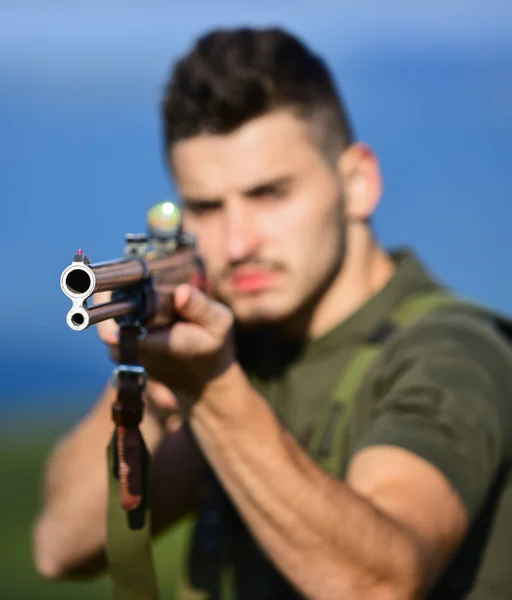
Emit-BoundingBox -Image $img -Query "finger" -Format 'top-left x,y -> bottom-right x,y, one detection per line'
137,321 -> 216,362
137,323 -> 194,359
93,291 -> 111,304
97,318 -> 119,345
93,291 -> 119,344
146,379 -> 180,413
174,284 -> 233,339
107,343 -> 120,364
167,415 -> 183,433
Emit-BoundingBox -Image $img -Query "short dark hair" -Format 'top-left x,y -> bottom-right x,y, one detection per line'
161,27 -> 354,161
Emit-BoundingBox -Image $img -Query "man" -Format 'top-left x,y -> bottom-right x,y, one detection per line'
34,28 -> 512,599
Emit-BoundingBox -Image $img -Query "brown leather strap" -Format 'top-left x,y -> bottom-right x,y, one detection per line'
107,324 -> 159,599
119,325 -> 140,364
112,324 -> 146,512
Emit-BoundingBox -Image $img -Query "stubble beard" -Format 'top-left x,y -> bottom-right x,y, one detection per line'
220,198 -> 347,337
273,218 -> 347,338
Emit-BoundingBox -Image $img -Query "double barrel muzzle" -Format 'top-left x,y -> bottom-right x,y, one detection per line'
60,246 -> 201,331
60,258 -> 146,331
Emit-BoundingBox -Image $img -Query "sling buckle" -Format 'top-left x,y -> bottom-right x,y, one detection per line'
112,364 -> 148,389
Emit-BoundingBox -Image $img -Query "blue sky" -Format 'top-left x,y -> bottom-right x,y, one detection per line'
2,1 -> 511,90
1,1 -> 511,411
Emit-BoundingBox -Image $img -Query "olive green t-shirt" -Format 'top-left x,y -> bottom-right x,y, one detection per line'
190,249 -> 512,599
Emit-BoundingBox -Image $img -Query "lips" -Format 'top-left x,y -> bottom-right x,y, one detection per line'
230,271 -> 278,292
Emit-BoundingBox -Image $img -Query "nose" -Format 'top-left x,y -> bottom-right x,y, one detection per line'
225,202 -> 261,264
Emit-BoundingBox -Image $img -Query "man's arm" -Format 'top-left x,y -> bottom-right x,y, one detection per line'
33,382 -> 205,580
97,285 -> 508,600
191,364 -> 467,600
185,308 -> 510,600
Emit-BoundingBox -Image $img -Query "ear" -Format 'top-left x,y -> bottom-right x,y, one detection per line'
337,143 -> 383,221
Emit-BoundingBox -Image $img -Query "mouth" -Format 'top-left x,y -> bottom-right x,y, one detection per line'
229,270 -> 280,293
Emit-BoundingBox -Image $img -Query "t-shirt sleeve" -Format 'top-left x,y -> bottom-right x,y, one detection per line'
350,312 -> 512,519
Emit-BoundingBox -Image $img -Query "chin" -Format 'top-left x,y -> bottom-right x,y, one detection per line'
229,297 -> 298,328
234,311 -> 285,329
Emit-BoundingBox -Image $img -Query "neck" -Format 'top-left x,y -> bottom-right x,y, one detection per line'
279,225 -> 395,340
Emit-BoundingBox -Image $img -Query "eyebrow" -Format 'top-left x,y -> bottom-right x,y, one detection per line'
181,196 -> 222,207
243,175 -> 293,197
182,175 -> 293,207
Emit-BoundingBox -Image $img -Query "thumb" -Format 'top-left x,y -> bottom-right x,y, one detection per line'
174,284 -> 233,338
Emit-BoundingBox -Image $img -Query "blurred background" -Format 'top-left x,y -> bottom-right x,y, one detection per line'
1,0 -> 511,598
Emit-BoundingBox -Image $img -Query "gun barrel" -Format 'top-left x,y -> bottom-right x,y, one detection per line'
61,250 -> 197,301
60,257 -> 148,301
66,298 -> 138,331
61,247 -> 203,331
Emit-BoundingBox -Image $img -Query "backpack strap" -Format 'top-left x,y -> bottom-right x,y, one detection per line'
307,290 -> 462,476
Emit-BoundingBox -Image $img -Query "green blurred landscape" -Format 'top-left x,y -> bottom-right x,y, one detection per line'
0,416 -> 192,600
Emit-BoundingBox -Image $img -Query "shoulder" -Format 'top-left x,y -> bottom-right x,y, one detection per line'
393,302 -> 511,355
352,304 -> 512,515
378,304 -> 512,411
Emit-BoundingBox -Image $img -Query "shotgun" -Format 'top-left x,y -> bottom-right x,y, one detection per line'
59,200 -> 205,516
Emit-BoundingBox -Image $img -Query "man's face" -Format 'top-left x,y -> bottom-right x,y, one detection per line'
171,110 -> 346,327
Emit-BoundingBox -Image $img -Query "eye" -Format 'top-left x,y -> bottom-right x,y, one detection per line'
249,183 -> 289,200
263,185 -> 287,199
183,200 -> 222,216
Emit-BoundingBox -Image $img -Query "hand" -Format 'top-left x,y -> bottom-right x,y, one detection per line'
95,284 -> 235,418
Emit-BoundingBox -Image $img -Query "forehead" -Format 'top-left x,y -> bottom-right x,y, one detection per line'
170,110 -> 321,196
